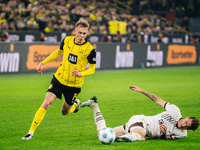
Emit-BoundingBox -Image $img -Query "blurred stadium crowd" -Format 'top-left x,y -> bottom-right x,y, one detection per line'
0,0 -> 200,43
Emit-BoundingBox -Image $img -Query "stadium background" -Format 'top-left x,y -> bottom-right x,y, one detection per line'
0,0 -> 200,73
1,0 -> 200,43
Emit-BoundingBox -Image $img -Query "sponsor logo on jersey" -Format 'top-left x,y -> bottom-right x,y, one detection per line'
161,113 -> 176,126
68,53 -> 78,64
158,119 -> 164,125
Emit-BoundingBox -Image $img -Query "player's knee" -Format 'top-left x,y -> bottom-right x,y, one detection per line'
130,133 -> 145,141
42,101 -> 52,110
61,110 -> 68,115
61,109 -> 69,115
141,136 -> 145,141
134,132 -> 145,141
61,109 -> 70,115
130,128 -> 146,141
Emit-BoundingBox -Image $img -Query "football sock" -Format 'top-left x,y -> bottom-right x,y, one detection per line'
90,103 -> 106,131
29,106 -> 47,135
69,103 -> 77,114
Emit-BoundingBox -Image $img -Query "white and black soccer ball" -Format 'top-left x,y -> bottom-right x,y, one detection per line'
98,127 -> 116,144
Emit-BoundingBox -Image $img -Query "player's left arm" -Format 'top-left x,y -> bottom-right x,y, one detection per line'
72,49 -> 96,77
130,85 -> 167,108
80,63 -> 95,76
72,63 -> 95,76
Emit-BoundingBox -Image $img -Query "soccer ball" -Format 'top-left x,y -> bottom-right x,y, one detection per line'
98,127 -> 116,144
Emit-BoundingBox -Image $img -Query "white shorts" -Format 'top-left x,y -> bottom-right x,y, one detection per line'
123,115 -> 147,135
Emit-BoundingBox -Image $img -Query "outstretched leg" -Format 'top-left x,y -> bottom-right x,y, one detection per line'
80,96 -> 106,133
81,96 -> 140,142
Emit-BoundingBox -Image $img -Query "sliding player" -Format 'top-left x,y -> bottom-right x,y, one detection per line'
81,85 -> 199,141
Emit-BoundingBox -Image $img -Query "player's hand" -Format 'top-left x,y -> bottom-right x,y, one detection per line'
160,124 -> 167,134
36,62 -> 45,74
72,69 -> 81,77
129,85 -> 144,93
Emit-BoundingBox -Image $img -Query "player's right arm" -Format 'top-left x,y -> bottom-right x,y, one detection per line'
36,48 -> 63,74
129,85 -> 166,107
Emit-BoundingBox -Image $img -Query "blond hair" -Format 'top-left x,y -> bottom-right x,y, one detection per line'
75,19 -> 90,29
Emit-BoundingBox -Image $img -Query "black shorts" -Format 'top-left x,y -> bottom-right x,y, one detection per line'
47,76 -> 81,106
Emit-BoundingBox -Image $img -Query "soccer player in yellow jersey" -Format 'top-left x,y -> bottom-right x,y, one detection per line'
22,19 -> 96,140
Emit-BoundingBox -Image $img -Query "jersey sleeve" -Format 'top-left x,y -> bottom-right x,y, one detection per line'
42,48 -> 63,65
165,103 -> 180,113
87,49 -> 96,64
60,37 -> 65,50
165,103 -> 182,122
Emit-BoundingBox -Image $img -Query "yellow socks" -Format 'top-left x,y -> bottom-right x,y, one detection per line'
29,106 -> 47,135
28,101 -> 78,135
69,103 -> 77,114
69,99 -> 80,114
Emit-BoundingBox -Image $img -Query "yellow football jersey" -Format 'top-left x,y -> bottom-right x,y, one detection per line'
54,36 -> 96,88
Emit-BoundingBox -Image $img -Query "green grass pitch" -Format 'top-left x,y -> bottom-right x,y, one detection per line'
0,66 -> 200,150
